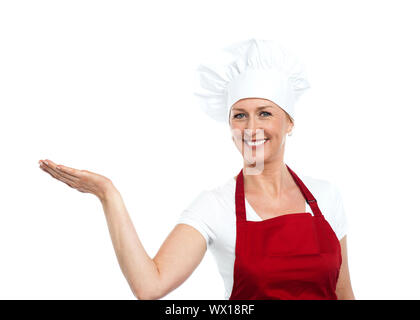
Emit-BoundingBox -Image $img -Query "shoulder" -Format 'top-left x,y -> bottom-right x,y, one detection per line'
177,177 -> 236,247
300,174 -> 348,240
300,175 -> 339,202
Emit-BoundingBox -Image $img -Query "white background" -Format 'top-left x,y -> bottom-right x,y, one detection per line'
1,0 -> 419,299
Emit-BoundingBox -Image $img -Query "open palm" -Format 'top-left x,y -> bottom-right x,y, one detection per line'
39,159 -> 112,200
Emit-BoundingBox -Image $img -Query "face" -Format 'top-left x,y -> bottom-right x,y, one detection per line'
229,98 -> 293,166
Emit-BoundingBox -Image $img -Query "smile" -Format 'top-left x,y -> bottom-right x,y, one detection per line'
243,139 -> 269,146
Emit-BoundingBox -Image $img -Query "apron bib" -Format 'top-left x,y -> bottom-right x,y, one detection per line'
229,164 -> 342,300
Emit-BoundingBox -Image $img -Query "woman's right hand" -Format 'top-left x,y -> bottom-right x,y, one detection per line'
38,158 -> 208,299
38,159 -> 114,202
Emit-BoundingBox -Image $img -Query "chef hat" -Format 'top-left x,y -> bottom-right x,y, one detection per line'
193,38 -> 310,124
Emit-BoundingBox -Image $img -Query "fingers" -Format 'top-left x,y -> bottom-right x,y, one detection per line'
39,159 -> 80,184
49,160 -> 81,178
55,164 -> 83,179
40,162 -> 77,187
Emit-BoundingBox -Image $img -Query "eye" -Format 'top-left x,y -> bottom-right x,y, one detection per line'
233,113 -> 245,119
233,111 -> 271,119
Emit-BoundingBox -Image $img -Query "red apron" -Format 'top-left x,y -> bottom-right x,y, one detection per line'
229,165 -> 342,300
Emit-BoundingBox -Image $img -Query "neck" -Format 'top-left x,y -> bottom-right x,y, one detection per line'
242,158 -> 295,199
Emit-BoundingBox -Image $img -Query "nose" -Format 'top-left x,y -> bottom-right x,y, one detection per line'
244,116 -> 262,139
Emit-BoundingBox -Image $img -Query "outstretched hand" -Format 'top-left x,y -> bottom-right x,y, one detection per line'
38,159 -> 114,201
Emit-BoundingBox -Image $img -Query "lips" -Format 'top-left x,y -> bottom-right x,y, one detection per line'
243,138 -> 269,146
243,137 -> 269,141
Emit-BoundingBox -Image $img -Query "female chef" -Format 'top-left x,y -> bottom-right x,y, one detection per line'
38,38 -> 355,300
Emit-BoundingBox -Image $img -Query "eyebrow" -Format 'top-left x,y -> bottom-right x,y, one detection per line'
231,105 -> 274,112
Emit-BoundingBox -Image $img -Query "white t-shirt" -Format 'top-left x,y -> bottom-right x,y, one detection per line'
176,172 -> 349,300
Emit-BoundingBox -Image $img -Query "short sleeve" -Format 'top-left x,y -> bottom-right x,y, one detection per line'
330,183 -> 349,241
176,190 -> 216,248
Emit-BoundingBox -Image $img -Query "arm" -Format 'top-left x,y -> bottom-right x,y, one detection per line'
101,187 -> 207,299
39,159 -> 207,300
335,235 -> 355,299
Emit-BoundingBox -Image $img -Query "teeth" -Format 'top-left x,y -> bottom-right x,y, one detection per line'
245,139 -> 267,146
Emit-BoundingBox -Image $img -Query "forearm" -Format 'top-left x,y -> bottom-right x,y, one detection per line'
99,182 -> 161,299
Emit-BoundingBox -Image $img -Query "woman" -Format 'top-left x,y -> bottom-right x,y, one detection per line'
38,38 -> 355,300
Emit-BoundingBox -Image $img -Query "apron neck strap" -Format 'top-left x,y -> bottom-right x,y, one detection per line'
235,169 -> 247,221
286,164 -> 323,217
235,165 -> 323,221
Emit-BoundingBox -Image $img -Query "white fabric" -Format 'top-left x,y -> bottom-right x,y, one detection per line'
176,173 -> 349,300
193,38 -> 311,124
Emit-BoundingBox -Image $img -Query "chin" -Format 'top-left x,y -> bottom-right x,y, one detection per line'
244,154 -> 270,166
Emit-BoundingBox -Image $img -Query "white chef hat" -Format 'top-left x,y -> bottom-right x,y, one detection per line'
193,38 -> 310,124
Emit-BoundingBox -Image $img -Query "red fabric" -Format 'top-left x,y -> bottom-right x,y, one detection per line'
229,165 -> 342,300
